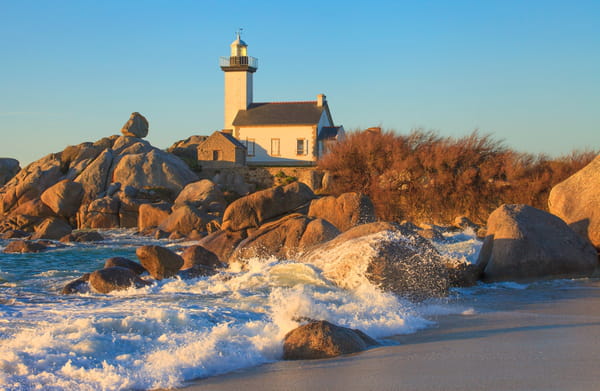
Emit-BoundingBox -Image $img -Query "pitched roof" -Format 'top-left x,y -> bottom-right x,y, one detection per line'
232,101 -> 326,126
318,126 -> 343,140
218,131 -> 247,149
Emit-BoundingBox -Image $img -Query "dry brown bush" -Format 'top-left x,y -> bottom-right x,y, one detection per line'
318,129 -> 597,225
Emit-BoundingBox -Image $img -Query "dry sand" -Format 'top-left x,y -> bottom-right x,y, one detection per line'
180,281 -> 600,391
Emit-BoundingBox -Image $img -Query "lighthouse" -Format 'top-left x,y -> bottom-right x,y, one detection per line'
220,31 -> 258,131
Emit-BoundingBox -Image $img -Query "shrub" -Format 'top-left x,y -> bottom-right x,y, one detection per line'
318,129 -> 596,225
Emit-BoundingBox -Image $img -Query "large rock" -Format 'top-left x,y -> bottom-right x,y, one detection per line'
548,154 -> 600,248
158,204 -> 214,235
89,267 -> 150,294
180,245 -> 222,277
302,222 -> 450,298
77,197 -> 120,229
283,320 -> 378,360
74,149 -> 113,204
477,204 -> 598,282
308,192 -> 377,232
120,112 -> 149,138
138,202 -> 172,230
118,196 -> 147,228
31,217 -> 72,240
104,257 -> 147,275
231,214 -> 340,261
198,229 -> 248,264
0,158 -> 20,186
136,245 -> 184,280
40,179 -> 84,218
174,179 -> 226,212
222,182 -> 316,231
3,240 -> 48,253
112,149 -> 198,194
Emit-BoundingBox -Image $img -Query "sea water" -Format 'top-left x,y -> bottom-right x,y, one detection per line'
0,229 -> 590,390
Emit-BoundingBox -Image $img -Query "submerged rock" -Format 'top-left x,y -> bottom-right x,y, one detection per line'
283,320 -> 378,360
3,240 -> 48,253
59,230 -> 104,243
104,257 -> 147,275
477,204 -> 598,282
89,267 -> 151,294
61,273 -> 90,294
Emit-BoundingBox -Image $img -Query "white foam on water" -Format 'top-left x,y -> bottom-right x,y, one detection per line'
0,244 -> 433,390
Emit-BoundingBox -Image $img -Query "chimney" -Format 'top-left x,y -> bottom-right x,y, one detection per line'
317,94 -> 326,107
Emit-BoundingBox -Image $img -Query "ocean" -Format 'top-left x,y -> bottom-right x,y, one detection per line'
0,229 -> 592,390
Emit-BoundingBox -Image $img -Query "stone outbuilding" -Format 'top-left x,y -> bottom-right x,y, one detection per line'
197,131 -> 247,168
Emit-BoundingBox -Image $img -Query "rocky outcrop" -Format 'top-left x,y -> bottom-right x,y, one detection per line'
308,192 -> 377,232
89,267 -> 150,294
174,179 -> 226,212
477,204 -> 598,282
77,197 -> 120,229
40,180 -> 84,218
158,204 -> 215,236
167,135 -> 208,161
283,320 -> 378,360
302,222 -> 450,298
135,245 -> 183,280
31,217 -> 72,240
231,214 -> 339,262
112,148 -> 197,195
198,229 -> 248,264
138,202 -> 172,231
221,182 -> 316,231
120,112 -> 149,138
0,113 -> 199,233
548,154 -> 600,248
0,158 -> 20,186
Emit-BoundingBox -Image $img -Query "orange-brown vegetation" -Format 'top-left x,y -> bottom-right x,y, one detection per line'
318,129 -> 596,225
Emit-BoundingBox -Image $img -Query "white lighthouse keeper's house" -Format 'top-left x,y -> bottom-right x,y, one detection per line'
220,32 -> 344,166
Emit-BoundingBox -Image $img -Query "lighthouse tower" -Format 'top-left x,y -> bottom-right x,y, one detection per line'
220,31 -> 258,131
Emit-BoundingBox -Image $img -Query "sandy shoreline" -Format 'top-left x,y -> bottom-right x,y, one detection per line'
180,280 -> 600,391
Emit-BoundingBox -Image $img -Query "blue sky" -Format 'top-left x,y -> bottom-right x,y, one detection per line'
1,0 -> 599,165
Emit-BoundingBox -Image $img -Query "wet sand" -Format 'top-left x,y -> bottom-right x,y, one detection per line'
181,281 -> 600,391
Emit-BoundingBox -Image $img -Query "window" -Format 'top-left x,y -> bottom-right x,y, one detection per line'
246,138 -> 255,156
297,139 -> 309,155
271,138 -> 280,156
212,150 -> 221,161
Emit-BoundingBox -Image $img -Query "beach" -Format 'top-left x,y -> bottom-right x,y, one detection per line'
183,280 -> 600,391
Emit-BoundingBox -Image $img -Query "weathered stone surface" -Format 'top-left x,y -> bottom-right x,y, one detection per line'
302,222 -> 450,298
198,229 -> 248,264
174,179 -> 226,210
3,240 -> 48,253
112,149 -> 198,194
10,198 -> 55,221
477,204 -> 598,282
179,245 -> 222,277
59,231 -> 104,243
0,158 -> 20,186
231,214 -> 339,261
31,217 -> 72,240
167,135 -> 208,161
0,229 -> 29,239
136,245 -> 183,280
283,320 -> 377,360
89,267 -> 150,294
138,202 -> 172,230
118,196 -> 147,228
104,257 -> 147,275
120,112 -> 149,138
308,192 -> 377,232
61,273 -> 90,294
77,197 -> 120,229
74,149 -> 113,204
222,182 -> 316,231
40,179 -> 84,218
548,154 -> 600,248
158,204 -> 214,235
